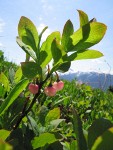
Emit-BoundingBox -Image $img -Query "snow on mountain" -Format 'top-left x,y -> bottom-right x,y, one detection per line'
60,71 -> 113,90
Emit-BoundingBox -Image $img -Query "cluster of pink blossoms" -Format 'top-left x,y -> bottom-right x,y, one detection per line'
28,80 -> 64,97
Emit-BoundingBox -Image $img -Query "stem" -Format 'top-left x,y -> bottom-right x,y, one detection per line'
55,71 -> 60,82
13,73 -> 51,130
13,92 -> 40,130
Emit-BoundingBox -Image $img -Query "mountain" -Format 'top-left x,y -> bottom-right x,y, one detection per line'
60,71 -> 113,90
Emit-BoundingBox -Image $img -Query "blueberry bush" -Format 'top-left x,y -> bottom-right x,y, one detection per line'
1,10 -> 113,150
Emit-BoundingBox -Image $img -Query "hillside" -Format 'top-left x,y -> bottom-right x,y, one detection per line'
60,71 -> 113,90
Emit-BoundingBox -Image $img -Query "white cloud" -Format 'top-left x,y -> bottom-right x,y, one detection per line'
0,42 -> 3,47
37,23 -> 52,42
41,0 -> 53,12
39,16 -> 43,21
0,18 -> 5,33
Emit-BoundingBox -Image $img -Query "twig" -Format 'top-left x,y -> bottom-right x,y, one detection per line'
13,73 -> 51,130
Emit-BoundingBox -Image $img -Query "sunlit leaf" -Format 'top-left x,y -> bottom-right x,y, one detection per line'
77,10 -> 89,27
61,20 -> 74,52
0,140 -> 13,150
0,79 -> 29,115
0,129 -> 10,140
0,73 -> 10,92
14,67 -> 22,84
74,49 -> 103,60
71,22 -> 107,51
40,31 -> 61,67
31,133 -> 61,149
18,16 -> 39,52
45,107 -> 60,124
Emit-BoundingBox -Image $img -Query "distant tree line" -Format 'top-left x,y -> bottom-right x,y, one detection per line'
0,50 -> 18,74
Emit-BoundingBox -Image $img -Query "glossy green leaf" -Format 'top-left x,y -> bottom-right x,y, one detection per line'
31,133 -> 61,149
0,73 -> 10,92
77,10 -> 89,27
18,16 -> 39,52
61,20 -> 74,52
72,108 -> 88,150
0,140 -> 13,150
0,129 -> 10,140
16,37 -> 37,61
21,62 -> 42,79
88,118 -> 113,150
71,22 -> 107,51
45,107 -> 60,124
91,127 -> 113,150
14,67 -> 22,84
40,31 -> 61,67
74,49 -> 103,60
0,78 -> 29,115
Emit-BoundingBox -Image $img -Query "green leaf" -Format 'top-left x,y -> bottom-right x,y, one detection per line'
63,52 -> 77,61
27,116 -> 39,135
50,119 -> 65,129
91,127 -> 113,150
51,39 -> 62,64
38,26 -> 48,47
0,84 -> 4,97
48,141 -> 63,150
0,73 -> 10,92
45,108 -> 60,124
61,20 -> 74,52
0,140 -> 13,150
40,31 -> 61,67
0,78 -> 29,115
77,10 -> 89,27
16,37 -> 37,61
50,61 -> 71,73
71,22 -> 107,51
0,129 -> 10,140
88,118 -> 113,150
57,61 -> 71,72
72,108 -> 88,150
21,62 -> 42,79
74,49 -> 103,60
9,67 -> 15,83
70,140 -> 77,150
18,16 -> 39,52
31,132 -> 61,149
14,67 -> 22,84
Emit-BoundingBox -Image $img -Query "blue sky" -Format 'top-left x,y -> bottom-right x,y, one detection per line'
0,0 -> 113,73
